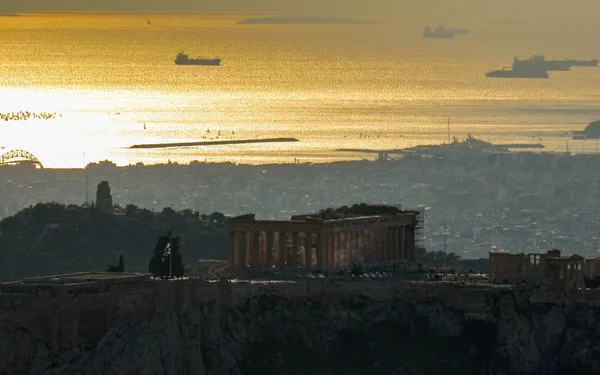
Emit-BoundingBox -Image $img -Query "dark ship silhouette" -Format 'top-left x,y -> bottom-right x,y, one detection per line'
486,56 -> 548,78
486,65 -> 549,78
174,52 -> 221,66
572,120 -> 600,140
486,55 -> 598,78
422,25 -> 469,39
513,55 -> 598,72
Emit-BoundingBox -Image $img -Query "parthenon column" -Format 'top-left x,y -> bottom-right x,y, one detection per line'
388,227 -> 396,261
317,232 -> 325,268
239,230 -> 248,269
381,228 -> 388,261
335,232 -> 341,267
298,234 -> 306,268
372,229 -> 380,262
381,227 -> 388,262
305,232 -> 313,268
278,232 -> 286,268
365,230 -> 372,262
388,227 -> 394,261
399,225 -> 406,260
229,231 -> 236,267
266,231 -> 274,268
352,231 -> 360,264
345,231 -> 352,266
291,232 -> 299,268
346,231 -> 353,266
234,230 -> 246,269
337,232 -> 344,266
385,227 -> 392,261
258,231 -> 265,266
392,226 -> 400,261
328,232 -> 335,267
357,230 -> 365,263
252,231 -> 261,267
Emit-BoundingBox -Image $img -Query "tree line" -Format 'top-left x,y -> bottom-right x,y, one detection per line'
0,202 -> 227,282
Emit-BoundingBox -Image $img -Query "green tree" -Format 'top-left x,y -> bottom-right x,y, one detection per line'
148,230 -> 185,278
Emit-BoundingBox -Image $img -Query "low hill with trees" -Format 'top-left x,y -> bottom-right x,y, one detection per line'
0,202 -> 228,282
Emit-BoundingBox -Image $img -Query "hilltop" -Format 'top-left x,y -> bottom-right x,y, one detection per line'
0,203 -> 228,282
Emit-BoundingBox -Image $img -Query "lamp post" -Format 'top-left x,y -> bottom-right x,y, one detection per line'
443,223 -> 448,277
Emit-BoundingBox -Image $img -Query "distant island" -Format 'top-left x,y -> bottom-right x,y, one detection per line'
487,20 -> 529,25
237,16 -> 381,25
0,13 -> 20,17
422,25 -> 469,39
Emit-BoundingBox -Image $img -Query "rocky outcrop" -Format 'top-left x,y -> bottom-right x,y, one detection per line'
2,292 -> 600,375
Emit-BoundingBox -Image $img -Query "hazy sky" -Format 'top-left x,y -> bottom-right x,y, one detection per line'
3,0 -> 600,24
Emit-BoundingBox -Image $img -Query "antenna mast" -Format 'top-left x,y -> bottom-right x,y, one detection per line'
83,152 -> 88,204
443,223 -> 448,275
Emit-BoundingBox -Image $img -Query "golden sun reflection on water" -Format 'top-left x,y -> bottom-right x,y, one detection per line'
1,13 -> 600,167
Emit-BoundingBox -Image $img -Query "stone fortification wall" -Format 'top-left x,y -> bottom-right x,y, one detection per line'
230,281 -> 495,317
0,279 -> 223,350
4,278 -> 600,354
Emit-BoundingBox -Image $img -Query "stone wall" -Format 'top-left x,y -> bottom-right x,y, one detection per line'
230,281 -> 495,316
0,279 -> 226,351
489,252 -> 527,282
4,278 -> 600,354
584,258 -> 600,279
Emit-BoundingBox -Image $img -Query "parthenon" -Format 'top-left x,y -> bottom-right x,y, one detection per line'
228,205 -> 420,269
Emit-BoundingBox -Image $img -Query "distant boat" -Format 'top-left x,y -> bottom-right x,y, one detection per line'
513,55 -> 599,72
486,54 -> 598,78
423,25 -> 469,39
486,55 -> 550,78
485,67 -> 549,78
572,120 -> 600,140
174,52 -> 221,66
513,55 -> 569,71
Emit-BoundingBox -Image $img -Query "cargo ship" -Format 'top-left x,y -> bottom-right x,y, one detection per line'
174,52 -> 221,66
422,25 -> 469,39
513,55 -> 599,71
572,120 -> 600,140
485,67 -> 549,78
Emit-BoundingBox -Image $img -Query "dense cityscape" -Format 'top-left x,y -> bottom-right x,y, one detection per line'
2,144 -> 599,260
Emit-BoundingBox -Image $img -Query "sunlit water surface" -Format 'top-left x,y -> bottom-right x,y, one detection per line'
1,13 -> 600,167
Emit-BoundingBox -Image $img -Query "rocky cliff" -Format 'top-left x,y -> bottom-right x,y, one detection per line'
1,290 -> 600,375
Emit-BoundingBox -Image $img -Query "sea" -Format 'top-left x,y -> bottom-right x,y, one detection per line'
1,12 -> 600,168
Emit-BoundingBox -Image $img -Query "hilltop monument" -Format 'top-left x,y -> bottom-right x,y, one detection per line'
96,181 -> 113,214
